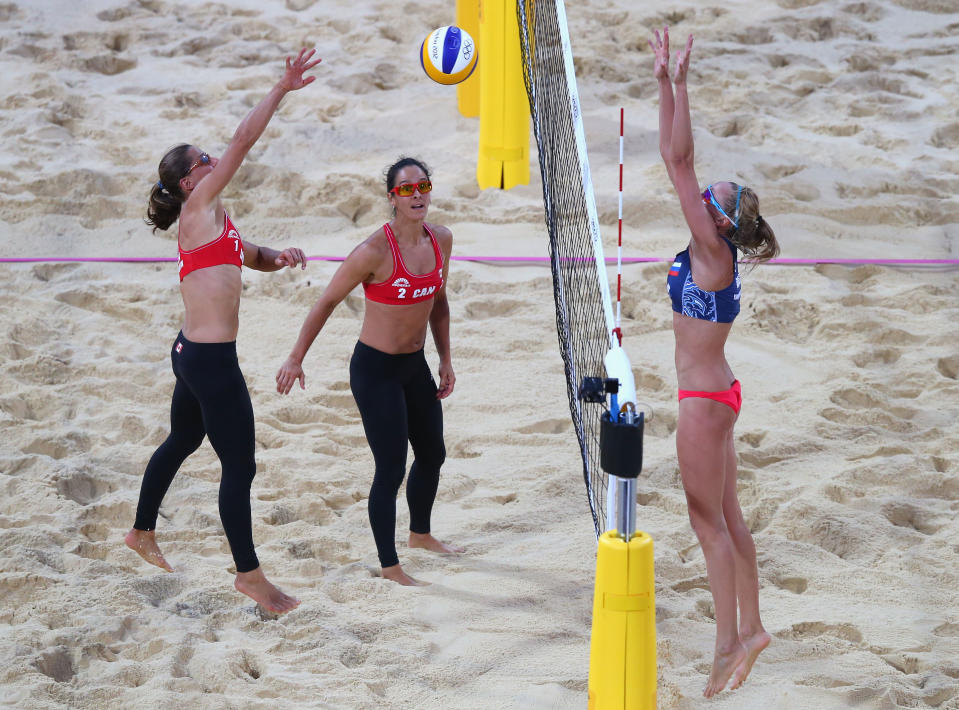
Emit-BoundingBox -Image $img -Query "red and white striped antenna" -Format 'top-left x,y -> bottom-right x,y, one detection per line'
612,107 -> 624,346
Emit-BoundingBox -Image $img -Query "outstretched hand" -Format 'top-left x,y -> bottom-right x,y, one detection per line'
648,27 -> 670,80
673,33 -> 693,84
279,48 -> 322,92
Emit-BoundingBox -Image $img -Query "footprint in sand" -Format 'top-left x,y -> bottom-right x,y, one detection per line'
24,431 -> 91,460
514,418 -> 571,435
780,506 -> 880,563
636,490 -> 687,516
130,575 -> 183,608
0,572 -> 57,606
463,297 -> 531,320
339,644 -> 369,669
55,287 -> 151,322
170,635 -> 198,679
770,574 -> 808,594
778,620 -> 863,644
930,122 -> 959,150
55,468 -> 112,505
852,347 -> 901,368
70,541 -> 110,562
33,647 -> 76,683
937,355 -> 959,380
879,500 -> 942,535
226,649 -> 263,680
446,438 -> 481,460
670,575 -> 710,593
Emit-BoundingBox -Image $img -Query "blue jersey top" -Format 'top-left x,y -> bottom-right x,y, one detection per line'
666,238 -> 741,323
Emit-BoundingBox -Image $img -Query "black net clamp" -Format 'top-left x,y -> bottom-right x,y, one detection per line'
600,411 -> 644,479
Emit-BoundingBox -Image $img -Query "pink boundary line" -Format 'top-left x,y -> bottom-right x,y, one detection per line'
1,256 -> 957,266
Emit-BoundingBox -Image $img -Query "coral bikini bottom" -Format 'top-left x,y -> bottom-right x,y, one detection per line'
677,379 -> 742,414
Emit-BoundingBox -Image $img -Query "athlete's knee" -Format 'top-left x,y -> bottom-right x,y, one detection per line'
427,443 -> 446,471
164,430 -> 204,459
724,511 -> 753,547
685,498 -> 727,541
415,440 -> 446,473
220,459 -> 257,491
371,465 -> 405,497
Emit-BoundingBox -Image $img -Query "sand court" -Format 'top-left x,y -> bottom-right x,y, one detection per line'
2,0 -> 959,708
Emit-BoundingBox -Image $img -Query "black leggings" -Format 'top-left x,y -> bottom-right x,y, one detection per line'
133,333 -> 259,573
350,341 -> 446,568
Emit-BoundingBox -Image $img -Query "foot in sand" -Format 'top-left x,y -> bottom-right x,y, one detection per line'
381,563 -> 429,586
234,567 -> 300,614
703,641 -> 747,698
124,528 -> 174,572
408,532 -> 464,554
731,630 -> 771,689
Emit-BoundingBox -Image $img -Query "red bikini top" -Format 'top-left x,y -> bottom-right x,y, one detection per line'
178,211 -> 244,282
362,223 -> 444,305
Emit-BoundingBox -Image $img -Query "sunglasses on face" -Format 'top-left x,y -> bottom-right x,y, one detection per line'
702,184 -> 742,230
390,179 -> 432,197
184,152 -> 211,177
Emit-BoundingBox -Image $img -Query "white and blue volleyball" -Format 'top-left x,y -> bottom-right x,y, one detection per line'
420,25 -> 477,85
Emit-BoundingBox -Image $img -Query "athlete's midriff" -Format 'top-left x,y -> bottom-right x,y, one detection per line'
359,299 -> 434,355
673,311 -> 734,392
180,264 -> 242,343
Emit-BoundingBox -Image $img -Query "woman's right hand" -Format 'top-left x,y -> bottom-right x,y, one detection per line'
648,27 -> 670,80
279,48 -> 322,92
276,356 -> 306,394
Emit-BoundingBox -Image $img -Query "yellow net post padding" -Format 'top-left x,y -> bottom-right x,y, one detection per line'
588,531 -> 657,710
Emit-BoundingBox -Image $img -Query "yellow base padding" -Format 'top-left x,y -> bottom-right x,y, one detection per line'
588,530 -> 657,710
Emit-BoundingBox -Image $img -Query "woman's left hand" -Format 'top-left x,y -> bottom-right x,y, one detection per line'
275,247 -> 307,269
673,34 -> 693,85
436,362 -> 455,400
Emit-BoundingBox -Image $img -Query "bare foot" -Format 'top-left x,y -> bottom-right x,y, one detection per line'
703,642 -> 747,698
381,563 -> 429,586
408,532 -> 464,554
124,529 -> 174,572
731,630 -> 771,689
234,567 -> 300,614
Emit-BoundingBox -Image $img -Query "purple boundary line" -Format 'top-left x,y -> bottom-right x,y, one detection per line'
1,256 -> 957,266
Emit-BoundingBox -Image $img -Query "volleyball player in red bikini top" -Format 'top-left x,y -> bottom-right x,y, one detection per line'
276,157 -> 461,587
651,29 -> 780,697
125,48 -> 321,615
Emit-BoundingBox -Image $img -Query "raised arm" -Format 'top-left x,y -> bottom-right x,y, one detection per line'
275,242 -> 378,394
183,49 -> 321,211
650,31 -> 726,256
428,226 -> 454,399
650,28 -> 676,173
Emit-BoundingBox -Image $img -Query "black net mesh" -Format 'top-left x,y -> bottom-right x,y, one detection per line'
517,0 -> 612,537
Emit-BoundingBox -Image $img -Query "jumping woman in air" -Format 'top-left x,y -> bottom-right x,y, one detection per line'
276,157 -> 460,587
125,48 -> 321,614
650,28 -> 778,697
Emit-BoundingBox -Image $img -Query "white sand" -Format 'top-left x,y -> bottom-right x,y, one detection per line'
1,1 -> 959,708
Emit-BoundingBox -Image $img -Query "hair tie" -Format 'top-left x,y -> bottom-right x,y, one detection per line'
156,180 -> 165,190
756,214 -> 763,226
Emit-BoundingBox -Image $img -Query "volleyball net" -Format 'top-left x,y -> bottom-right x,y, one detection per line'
517,0 -> 617,537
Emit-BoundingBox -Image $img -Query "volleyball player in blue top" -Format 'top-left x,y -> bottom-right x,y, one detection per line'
650,28 -> 779,697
